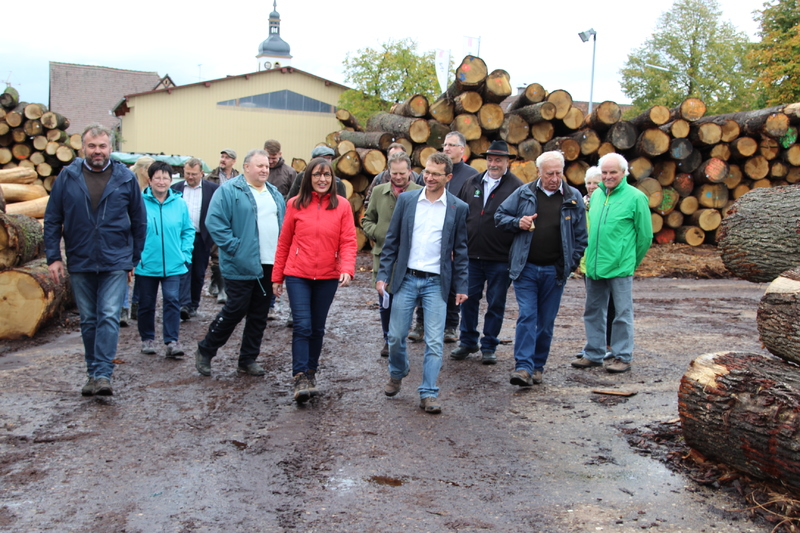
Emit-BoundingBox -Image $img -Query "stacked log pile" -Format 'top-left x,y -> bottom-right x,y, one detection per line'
320,55 -> 800,250
0,87 -> 75,339
0,86 -> 82,220
678,194 -> 800,492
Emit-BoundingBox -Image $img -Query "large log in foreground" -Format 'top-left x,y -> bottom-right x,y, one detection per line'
0,213 -> 45,269
717,184 -> 800,283
0,257 -> 72,339
679,351 -> 800,491
757,267 -> 800,364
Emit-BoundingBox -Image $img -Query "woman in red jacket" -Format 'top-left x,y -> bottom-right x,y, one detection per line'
272,157 -> 357,403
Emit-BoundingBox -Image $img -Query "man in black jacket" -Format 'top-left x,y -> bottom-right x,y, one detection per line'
452,140 -> 522,364
172,158 -> 219,319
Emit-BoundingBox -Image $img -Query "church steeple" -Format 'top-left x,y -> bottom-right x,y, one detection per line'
257,1 -> 292,70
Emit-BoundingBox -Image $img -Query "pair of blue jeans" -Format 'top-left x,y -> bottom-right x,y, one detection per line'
284,276 -> 339,376
512,263 -> 565,374
583,276 -> 634,363
136,274 -> 182,344
459,260 -> 511,352
70,271 -> 128,379
387,272 -> 446,399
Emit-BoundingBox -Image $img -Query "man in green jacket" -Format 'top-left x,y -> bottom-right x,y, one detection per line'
573,153 -> 652,373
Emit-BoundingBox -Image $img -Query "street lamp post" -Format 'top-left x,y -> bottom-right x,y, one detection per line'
644,62 -> 702,99
579,28 -> 597,114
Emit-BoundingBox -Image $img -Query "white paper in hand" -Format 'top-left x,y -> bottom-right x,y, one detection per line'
380,290 -> 390,309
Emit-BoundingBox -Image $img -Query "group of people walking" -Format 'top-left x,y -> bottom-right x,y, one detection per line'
44,123 -> 651,413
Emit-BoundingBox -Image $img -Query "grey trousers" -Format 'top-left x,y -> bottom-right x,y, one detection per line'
583,276 -> 634,363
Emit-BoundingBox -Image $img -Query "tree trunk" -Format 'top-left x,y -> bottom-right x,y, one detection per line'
759,137 -> 780,160
481,69 -> 512,104
703,107 -> 790,139
718,184 -> 800,283
660,119 -> 690,138
429,97 -> 454,125
0,213 -> 45,270
453,91 -> 482,115
673,173 -> 694,197
635,177 -> 666,208
678,195 -> 699,215
68,133 -> 82,151
55,145 -> 75,163
546,90 -> 573,120
689,122 -> 722,146
452,114 -> 482,141
477,103 -> 505,132
628,157 -> 653,180
337,130 -> 393,151
695,116 -> 740,142
669,138 -> 693,160
669,98 -> 706,122
651,212 -> 663,234
40,111 -> 70,131
4,196 -> 48,218
5,111 -> 23,128
511,102 -> 556,124
687,208 -> 722,231
0,167 -> 37,184
654,160 -> 677,187
653,186 -> 679,215
679,351 -> 800,491
709,143 -> 731,161
757,267 -> 800,364
557,107 -> 585,132
332,150 -> 361,178
635,128 -> 670,157
390,94 -> 429,118
543,138 -> 580,161
664,210 -> 684,229
366,113 -> 429,144
676,149 -> 703,173
693,183 -> 728,209
729,137 -> 758,158
654,228 -> 676,243
517,138 -> 543,162
411,145 -> 437,168
583,101 -> 621,131
22,119 -> 43,137
336,140 -> 355,157
468,136 -> 491,158
782,145 -> 800,166
675,226 -> 705,246
0,185 -> 4,212
0,257 -> 72,339
564,160 -> 589,187
0,182 -> 47,203
604,121 -> 637,150
629,105 -> 671,129
743,155 -> 769,180
507,83 -> 546,112
426,120 -> 451,150
0,87 -> 19,109
723,164 -> 743,189
453,55 -> 488,92
355,148 -> 386,176
499,114 -> 530,144
568,129 -> 601,156
692,158 -> 728,184
12,144 -> 31,161
346,176 -> 369,195
291,158 -> 307,173
530,121 -> 554,143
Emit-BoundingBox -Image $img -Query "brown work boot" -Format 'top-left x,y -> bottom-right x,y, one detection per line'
384,376 -> 402,397
419,396 -> 442,414
307,369 -> 319,397
571,357 -> 603,369
408,322 -> 424,343
605,357 -> 631,373
509,369 -> 534,387
293,373 -> 311,403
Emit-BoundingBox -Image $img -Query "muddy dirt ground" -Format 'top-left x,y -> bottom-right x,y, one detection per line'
0,245 -> 778,532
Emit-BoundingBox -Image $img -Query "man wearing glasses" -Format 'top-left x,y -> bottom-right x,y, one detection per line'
376,152 -> 469,414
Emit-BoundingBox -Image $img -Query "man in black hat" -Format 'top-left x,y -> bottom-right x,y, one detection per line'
452,140 -> 523,364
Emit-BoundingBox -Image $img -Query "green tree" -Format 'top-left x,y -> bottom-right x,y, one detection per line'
338,38 -> 440,124
619,0 -> 755,117
748,0 -> 800,107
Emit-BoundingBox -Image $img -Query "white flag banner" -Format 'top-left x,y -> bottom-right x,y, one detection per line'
463,36 -> 481,57
434,49 -> 451,94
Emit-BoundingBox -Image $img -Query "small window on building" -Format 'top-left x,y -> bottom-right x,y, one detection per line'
218,90 -> 335,114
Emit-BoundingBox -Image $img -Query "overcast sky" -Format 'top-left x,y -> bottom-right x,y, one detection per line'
2,0 -> 763,109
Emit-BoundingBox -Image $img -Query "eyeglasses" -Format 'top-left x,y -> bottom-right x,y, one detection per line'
442,143 -> 463,148
311,172 -> 333,178
423,170 -> 447,177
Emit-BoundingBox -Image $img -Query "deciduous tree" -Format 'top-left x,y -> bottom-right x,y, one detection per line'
748,0 -> 800,107
338,38 -> 439,124
619,0 -> 755,117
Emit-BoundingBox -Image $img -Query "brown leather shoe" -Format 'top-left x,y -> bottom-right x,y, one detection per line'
605,357 -> 631,373
571,357 -> 603,369
384,377 -> 402,397
419,396 -> 442,414
509,369 -> 533,387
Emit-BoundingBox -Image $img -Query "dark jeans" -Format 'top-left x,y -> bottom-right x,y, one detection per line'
445,286 -> 459,329
459,260 -> 512,352
198,265 -> 273,366
180,234 -> 211,310
285,276 -> 339,376
512,263 -> 565,373
136,274 -> 181,344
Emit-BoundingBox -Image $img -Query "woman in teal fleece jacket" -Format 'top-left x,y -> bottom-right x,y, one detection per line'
135,161 -> 195,357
